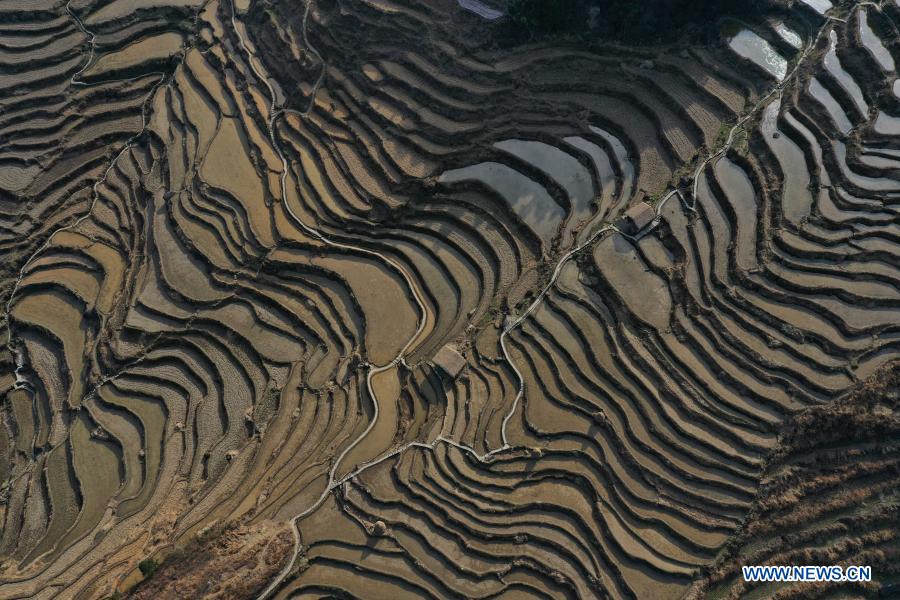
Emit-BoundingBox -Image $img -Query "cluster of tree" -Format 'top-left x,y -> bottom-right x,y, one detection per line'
505,0 -> 773,43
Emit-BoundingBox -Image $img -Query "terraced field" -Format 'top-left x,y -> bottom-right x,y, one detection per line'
0,0 -> 898,598
690,363 -> 899,600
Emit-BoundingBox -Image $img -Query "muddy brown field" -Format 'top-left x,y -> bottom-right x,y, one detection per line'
0,0 -> 898,598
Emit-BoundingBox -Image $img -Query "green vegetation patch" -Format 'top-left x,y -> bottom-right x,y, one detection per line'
138,558 -> 160,579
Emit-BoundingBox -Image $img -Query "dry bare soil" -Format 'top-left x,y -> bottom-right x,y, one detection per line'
0,0 -> 898,598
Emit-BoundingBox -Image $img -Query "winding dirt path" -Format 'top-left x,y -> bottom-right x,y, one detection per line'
229,3 -> 440,597
243,1 -> 870,596
3,0 -> 190,388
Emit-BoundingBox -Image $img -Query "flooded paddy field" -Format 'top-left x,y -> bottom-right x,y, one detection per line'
0,0 -> 898,598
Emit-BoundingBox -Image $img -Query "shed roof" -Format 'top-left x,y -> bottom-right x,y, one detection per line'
432,344 -> 466,379
623,201 -> 656,231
